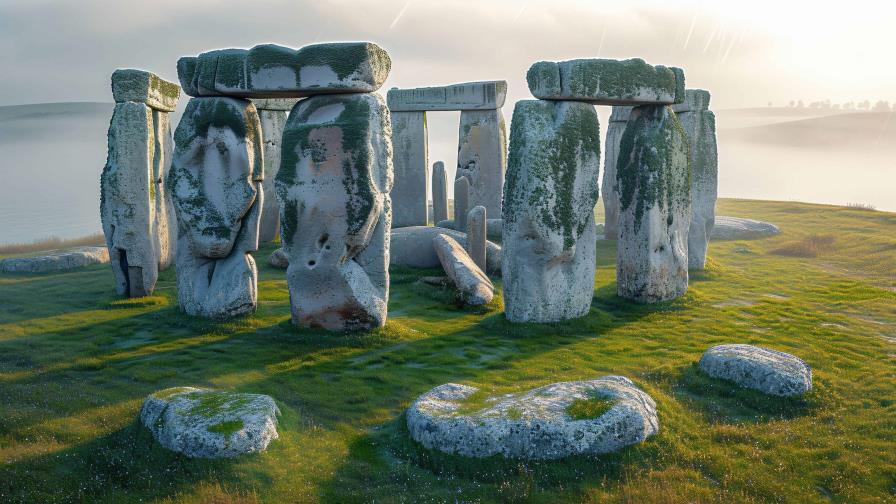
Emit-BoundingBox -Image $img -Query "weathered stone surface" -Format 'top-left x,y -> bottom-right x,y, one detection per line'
699,344 -> 812,397
387,81 -> 507,111
101,101 -> 177,297
268,247 -> 289,268
675,90 -> 718,269
466,206 -> 487,271
390,226 -> 501,274
111,69 -> 180,112
140,387 -> 280,459
257,108 -> 289,242
601,106 -> 633,240
252,98 -> 301,111
433,234 -> 493,305
616,105 -> 690,303
177,42 -> 391,98
527,59 -> 684,105
407,376 -> 658,460
457,109 -> 507,218
454,176 -> 470,233
169,97 -> 263,318
711,216 -> 780,240
432,161 -> 448,224
276,93 -> 392,331
0,247 -> 109,273
391,111 -> 429,227
502,100 -> 600,322
436,218 -> 503,241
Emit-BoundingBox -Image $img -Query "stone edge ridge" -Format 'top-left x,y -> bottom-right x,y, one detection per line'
386,80 -> 508,111
111,68 -> 181,112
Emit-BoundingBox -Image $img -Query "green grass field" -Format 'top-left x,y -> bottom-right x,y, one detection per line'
1,198 -> 894,503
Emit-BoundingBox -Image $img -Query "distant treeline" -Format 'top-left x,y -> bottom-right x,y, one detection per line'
766,99 -> 894,111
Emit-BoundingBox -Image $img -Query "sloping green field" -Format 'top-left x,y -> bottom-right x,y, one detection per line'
0,199 -> 893,503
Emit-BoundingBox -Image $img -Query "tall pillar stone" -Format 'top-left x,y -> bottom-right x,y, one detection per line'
673,90 -> 718,269
502,100 -> 600,323
101,69 -> 180,297
276,93 -> 392,331
168,97 -> 263,318
467,206 -> 487,271
432,161 -> 448,224
253,98 -> 299,242
456,109 -> 507,218
454,176 -> 470,233
391,111 -> 428,227
616,105 -> 691,303
601,106 -> 633,240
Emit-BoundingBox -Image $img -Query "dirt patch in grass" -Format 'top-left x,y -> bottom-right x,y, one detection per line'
771,234 -> 836,258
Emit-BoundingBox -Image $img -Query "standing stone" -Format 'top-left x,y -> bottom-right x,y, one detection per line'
454,176 -> 470,233
168,97 -> 263,318
673,90 -> 718,269
432,161 -> 448,224
391,111 -> 428,227
101,69 -> 180,297
456,109 -> 507,218
467,206 -> 487,271
616,105 -> 691,303
276,93 -> 392,331
601,106 -> 633,240
253,98 -> 300,242
503,100 -> 600,323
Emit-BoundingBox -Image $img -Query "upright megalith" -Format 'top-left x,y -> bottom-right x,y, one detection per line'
101,69 -> 180,297
502,100 -> 600,322
169,97 -> 263,318
253,98 -> 300,242
456,108 -> 507,218
432,161 -> 448,224
527,59 -> 684,105
601,106 -> 633,240
454,176 -> 470,233
390,110 -> 429,227
467,206 -> 487,271
616,105 -> 691,303
672,90 -> 718,269
276,92 -> 393,331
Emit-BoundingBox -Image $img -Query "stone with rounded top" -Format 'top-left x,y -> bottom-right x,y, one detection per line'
454,176 -> 470,233
111,69 -> 181,112
699,344 -> 812,396
527,59 -> 684,105
387,81 -> 507,111
139,387 -> 280,459
432,161 -> 449,224
432,233 -> 493,305
711,216 -> 780,240
466,206 -> 487,271
406,376 -> 658,460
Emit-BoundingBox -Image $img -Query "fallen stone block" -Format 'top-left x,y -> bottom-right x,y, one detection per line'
433,233 -> 493,305
0,247 -> 109,273
390,226 -> 502,274
711,216 -> 780,240
699,344 -> 812,397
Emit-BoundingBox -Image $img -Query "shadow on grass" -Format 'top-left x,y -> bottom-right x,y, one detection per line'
672,364 -> 820,424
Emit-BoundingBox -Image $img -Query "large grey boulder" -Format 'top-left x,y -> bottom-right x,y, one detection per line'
674,90 -> 718,269
267,247 -> 289,269
698,344 -> 812,397
436,218 -> 503,241
711,216 -> 780,240
616,105 -> 691,303
432,233 -> 493,306
169,97 -> 263,318
527,59 -> 684,105
276,93 -> 392,331
102,70 -> 180,297
456,108 -> 507,218
387,81 -> 507,111
177,42 -> 391,98
0,247 -> 109,273
390,226 -> 502,274
601,106 -> 633,240
254,98 -> 299,242
407,376 -> 658,460
502,100 -> 600,322
139,387 -> 280,459
391,110 -> 429,227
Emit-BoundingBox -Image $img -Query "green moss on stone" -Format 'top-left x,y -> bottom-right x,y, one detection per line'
566,396 -> 615,420
207,419 -> 245,435
185,391 -> 252,418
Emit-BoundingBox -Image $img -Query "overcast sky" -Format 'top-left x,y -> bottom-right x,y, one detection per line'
1,0 -> 895,109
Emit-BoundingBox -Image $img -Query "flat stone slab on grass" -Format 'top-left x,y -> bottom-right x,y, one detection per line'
390,226 -> 502,274
436,218 -> 503,240
711,216 -> 781,240
699,344 -> 812,397
432,233 -> 494,305
111,69 -> 180,112
140,387 -> 280,459
407,376 -> 658,460
0,247 -> 109,273
527,58 -> 684,105
387,81 -> 507,111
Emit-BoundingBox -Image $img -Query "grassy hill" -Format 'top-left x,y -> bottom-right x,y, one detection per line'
0,199 -> 894,503
721,111 -> 896,149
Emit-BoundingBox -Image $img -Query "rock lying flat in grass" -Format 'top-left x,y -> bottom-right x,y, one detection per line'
268,248 -> 289,269
432,233 -> 494,305
390,226 -> 502,274
177,42 -> 391,98
111,69 -> 181,112
0,247 -> 109,273
699,344 -> 812,397
527,58 -> 684,105
711,216 -> 781,240
139,387 -> 280,458
436,218 -> 503,240
407,376 -> 658,460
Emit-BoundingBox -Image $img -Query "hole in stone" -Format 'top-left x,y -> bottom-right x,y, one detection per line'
308,260 -> 316,267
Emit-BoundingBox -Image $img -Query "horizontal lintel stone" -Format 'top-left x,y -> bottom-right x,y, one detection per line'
387,81 -> 507,111
112,69 -> 180,112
